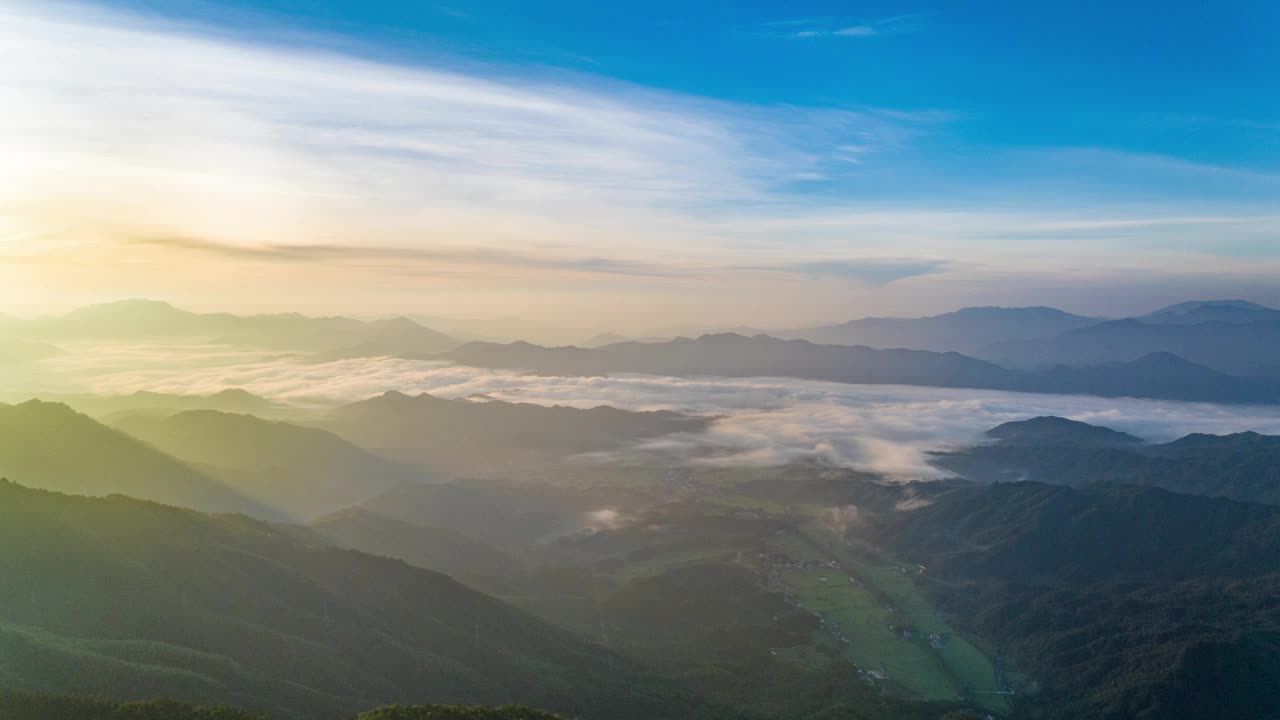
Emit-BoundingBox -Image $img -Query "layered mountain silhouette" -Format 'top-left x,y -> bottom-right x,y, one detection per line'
983,301 -> 1280,374
41,388 -> 279,422
1141,299 -> 1280,325
0,400 -> 276,518
443,334 -> 1279,404
773,306 -> 1101,353
0,399 -> 442,521
1017,351 -> 1268,402
933,416 -> 1280,504
0,395 -> 711,519
8,299 -> 459,356
114,410 -> 428,520
448,334 -> 1017,388
316,391 -> 709,473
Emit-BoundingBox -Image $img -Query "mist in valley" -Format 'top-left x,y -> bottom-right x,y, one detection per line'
4,2 -> 1280,719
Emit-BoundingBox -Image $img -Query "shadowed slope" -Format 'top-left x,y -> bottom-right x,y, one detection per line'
114,410 -> 427,520
0,482 -> 714,720
0,401 -> 276,518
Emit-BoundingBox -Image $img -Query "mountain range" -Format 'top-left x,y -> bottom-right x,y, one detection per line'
314,391 -> 709,474
443,334 -> 1279,404
113,409 -> 428,520
770,301 -> 1280,376
9,393 -> 1280,719
985,316 -> 1280,375
4,299 -> 460,357
0,400 -> 277,518
0,395 -> 713,521
10,298 -> 1280,403
31,389 -> 281,422
772,306 -> 1102,354
933,416 -> 1280,505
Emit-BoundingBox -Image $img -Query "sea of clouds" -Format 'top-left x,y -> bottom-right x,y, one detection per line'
17,342 -> 1280,477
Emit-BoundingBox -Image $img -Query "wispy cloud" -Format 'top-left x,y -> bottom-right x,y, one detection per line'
131,236 -> 686,278
0,1 -> 960,317
0,3 -> 933,250
771,258 -> 948,284
130,235 -> 953,287
756,14 -> 926,40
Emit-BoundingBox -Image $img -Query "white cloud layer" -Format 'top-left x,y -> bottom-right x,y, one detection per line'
16,343 -> 1280,478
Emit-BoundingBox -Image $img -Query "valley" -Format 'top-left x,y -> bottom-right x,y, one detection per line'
6,1 -> 1279,715
5,300 -> 1280,720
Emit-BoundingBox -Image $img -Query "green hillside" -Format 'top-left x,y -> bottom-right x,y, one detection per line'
308,508 -> 524,590
0,481 -> 710,720
114,410 -> 429,520
0,401 -> 274,518
857,480 -> 1280,718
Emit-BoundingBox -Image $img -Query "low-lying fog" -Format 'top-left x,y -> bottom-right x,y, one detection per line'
15,341 -> 1280,477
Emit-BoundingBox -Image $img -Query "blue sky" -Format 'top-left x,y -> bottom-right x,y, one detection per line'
108,0 -> 1280,177
1,0 -> 1278,327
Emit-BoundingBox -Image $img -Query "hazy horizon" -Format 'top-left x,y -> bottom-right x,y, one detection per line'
8,293 -> 1280,342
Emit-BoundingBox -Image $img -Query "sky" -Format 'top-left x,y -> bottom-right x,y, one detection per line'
1,0 -> 1278,331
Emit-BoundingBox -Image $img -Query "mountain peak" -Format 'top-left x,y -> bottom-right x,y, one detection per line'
1141,300 -> 1280,326
1162,430 -> 1278,452
65,298 -> 186,317
986,416 -> 1145,446
942,305 -> 1089,319
1150,300 -> 1271,314
1128,351 -> 1206,368
12,398 -> 80,417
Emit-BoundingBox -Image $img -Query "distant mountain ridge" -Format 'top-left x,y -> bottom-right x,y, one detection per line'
35,388 -> 279,421
316,391 -> 710,473
443,334 -> 1280,404
934,416 -> 1280,505
17,298 -> 1280,374
773,305 -> 1102,353
1019,350 -> 1268,402
1141,299 -> 1280,325
984,300 -> 1280,374
449,334 -> 1016,387
766,299 -> 1280,377
9,299 -> 460,356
